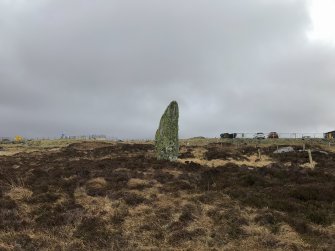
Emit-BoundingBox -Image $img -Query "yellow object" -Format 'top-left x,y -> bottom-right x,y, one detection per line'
15,135 -> 24,142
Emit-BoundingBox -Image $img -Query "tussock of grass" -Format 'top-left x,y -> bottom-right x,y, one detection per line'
6,187 -> 33,202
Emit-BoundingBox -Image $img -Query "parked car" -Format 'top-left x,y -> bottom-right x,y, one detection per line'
268,132 -> 279,139
220,133 -> 237,139
254,132 -> 265,139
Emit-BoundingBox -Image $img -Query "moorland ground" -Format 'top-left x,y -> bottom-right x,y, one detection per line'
0,138 -> 334,250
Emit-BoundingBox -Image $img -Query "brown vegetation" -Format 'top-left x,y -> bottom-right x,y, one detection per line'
0,140 -> 334,250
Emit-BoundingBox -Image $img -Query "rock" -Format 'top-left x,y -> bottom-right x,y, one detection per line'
318,150 -> 329,155
155,101 -> 179,161
311,150 -> 329,155
273,146 -> 294,154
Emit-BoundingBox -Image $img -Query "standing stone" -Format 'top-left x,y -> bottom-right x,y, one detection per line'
155,101 -> 179,161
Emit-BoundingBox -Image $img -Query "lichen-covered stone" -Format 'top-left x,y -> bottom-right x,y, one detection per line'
155,101 -> 179,161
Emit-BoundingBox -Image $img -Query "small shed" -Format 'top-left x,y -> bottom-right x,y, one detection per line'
324,131 -> 335,139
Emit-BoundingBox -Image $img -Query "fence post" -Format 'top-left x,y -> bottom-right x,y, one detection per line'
307,149 -> 314,169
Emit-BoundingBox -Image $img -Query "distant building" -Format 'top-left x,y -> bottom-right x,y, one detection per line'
324,131 -> 335,139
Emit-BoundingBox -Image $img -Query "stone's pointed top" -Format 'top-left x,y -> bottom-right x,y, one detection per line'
167,101 -> 178,109
155,101 -> 179,161
163,101 -> 179,119
164,100 -> 178,109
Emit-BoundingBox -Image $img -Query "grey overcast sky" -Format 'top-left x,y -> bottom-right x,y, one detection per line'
1,0 -> 335,139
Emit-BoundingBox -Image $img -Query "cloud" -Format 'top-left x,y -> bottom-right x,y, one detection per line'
0,0 -> 334,138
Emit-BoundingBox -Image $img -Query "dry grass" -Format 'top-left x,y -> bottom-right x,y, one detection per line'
6,187 -> 33,201
179,154 -> 273,168
0,139 -> 334,250
127,178 -> 150,189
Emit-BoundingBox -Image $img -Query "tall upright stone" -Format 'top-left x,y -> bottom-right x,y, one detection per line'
155,101 -> 179,161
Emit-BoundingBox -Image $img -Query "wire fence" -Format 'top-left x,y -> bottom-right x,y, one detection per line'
0,135 -> 116,141
231,133 -> 325,139
0,132 -> 332,141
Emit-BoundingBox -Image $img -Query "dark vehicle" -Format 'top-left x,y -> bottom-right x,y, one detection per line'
220,133 -> 237,139
268,132 -> 279,139
324,131 -> 335,139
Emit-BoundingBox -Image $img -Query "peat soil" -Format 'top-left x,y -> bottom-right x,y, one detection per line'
0,141 -> 334,250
